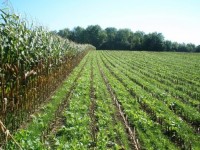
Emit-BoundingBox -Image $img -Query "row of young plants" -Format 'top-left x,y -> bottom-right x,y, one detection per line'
111,51 -> 200,85
141,52 -> 200,89
96,53 -> 178,149
139,52 -> 200,94
132,52 -> 200,82
98,51 -> 200,149
105,51 -> 200,104
48,54 -> 92,149
92,52 -> 132,149
3,52 -> 90,149
0,8 -> 95,144
104,51 -> 199,110
102,51 -> 200,125
46,51 -> 132,149
97,58 -> 141,149
143,52 -> 200,81
107,51 -> 200,97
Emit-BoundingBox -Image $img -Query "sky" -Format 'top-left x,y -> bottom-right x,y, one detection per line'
1,0 -> 200,45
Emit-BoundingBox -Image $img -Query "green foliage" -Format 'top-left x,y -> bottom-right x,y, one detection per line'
57,25 -> 199,52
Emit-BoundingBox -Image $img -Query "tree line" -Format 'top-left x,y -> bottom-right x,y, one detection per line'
53,25 -> 200,52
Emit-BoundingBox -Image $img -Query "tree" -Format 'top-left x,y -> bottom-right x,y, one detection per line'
57,28 -> 71,39
132,31 -> 145,50
186,43 -> 196,52
84,25 -> 107,49
143,32 -> 164,51
177,43 -> 187,52
101,27 -> 117,49
164,40 -> 173,51
171,42 -> 179,51
55,25 -> 197,52
115,29 -> 132,50
70,26 -> 85,43
196,45 -> 200,52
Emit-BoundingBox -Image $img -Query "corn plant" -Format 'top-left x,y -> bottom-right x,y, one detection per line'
0,8 -> 95,146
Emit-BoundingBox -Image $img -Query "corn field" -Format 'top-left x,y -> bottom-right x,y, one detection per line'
0,9 -> 95,146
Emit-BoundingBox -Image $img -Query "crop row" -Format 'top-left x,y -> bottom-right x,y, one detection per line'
101,52 -> 200,125
104,51 -> 200,106
46,51 -> 133,149
98,51 -> 200,149
107,51 -> 200,97
97,53 -> 177,149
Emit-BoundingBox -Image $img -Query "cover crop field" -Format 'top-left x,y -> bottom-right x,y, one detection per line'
5,51 -> 200,150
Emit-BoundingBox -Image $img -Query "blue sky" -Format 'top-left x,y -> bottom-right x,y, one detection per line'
1,0 -> 200,45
